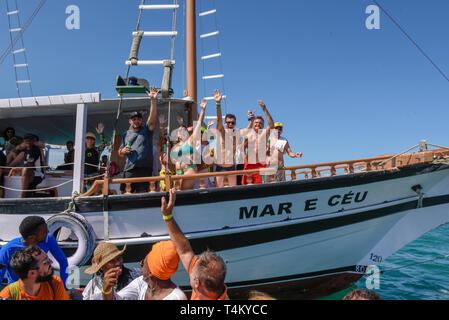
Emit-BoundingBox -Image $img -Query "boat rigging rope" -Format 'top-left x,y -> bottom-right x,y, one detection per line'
373,0 -> 449,84
0,162 -> 106,170
0,0 -> 47,65
377,142 -> 449,168
0,173 -> 103,192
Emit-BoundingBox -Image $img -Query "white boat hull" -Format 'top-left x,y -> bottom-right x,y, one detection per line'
1,162 -> 449,298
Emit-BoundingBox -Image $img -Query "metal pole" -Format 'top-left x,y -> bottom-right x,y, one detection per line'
186,0 -> 198,120
73,103 -> 87,193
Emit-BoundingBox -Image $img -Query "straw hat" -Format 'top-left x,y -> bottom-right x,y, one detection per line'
84,242 -> 126,274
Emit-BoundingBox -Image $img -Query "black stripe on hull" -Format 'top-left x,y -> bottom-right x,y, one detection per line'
62,193 -> 449,261
74,162 -> 449,213
107,194 -> 449,257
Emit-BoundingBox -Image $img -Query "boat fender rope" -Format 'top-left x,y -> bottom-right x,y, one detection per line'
66,190 -> 80,213
411,184 -> 423,209
129,30 -> 144,65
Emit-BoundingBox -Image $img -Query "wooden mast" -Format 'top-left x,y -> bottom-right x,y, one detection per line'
186,0 -> 198,121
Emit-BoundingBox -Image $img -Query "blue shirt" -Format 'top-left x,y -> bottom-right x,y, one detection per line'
0,234 -> 69,288
120,124 -> 154,171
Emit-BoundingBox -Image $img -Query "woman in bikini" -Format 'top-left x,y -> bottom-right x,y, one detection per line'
171,99 -> 207,190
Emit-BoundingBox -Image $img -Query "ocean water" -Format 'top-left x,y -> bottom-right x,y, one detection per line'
322,222 -> 449,300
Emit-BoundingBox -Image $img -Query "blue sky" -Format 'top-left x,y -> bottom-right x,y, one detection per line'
0,0 -> 448,167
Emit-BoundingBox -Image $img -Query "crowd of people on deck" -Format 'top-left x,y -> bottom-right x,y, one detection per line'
0,189 -> 382,300
0,87 -> 304,197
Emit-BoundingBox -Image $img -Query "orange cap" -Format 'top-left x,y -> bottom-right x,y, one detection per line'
147,241 -> 180,280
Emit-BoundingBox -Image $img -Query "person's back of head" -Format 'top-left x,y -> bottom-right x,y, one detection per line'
194,250 -> 227,297
10,245 -> 42,280
19,216 -> 46,240
343,289 -> 382,300
248,290 -> 276,300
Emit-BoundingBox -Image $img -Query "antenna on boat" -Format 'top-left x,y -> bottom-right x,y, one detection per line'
198,0 -> 228,114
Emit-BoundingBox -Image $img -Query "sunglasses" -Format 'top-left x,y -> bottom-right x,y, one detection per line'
31,256 -> 51,270
226,121 -> 235,125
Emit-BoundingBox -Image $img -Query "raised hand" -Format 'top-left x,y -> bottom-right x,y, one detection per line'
258,100 -> 266,110
161,188 -> 176,218
200,98 -> 207,111
247,110 -> 255,120
96,122 -> 104,135
207,120 -> 216,129
296,152 -> 303,158
213,89 -> 222,104
146,87 -> 159,100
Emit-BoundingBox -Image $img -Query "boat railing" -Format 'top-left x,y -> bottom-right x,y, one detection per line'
80,148 -> 449,197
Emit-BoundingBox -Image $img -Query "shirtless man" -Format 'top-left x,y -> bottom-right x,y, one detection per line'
267,122 -> 303,182
242,100 -> 275,185
214,90 -> 238,187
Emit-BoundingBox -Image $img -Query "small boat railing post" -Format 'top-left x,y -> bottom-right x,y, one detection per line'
246,173 -> 253,185
125,182 -> 132,194
290,169 -> 296,181
149,181 -> 157,193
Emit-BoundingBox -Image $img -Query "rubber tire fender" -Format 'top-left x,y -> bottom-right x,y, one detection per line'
46,212 -> 96,268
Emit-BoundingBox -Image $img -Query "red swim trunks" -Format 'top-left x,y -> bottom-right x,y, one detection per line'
241,162 -> 266,185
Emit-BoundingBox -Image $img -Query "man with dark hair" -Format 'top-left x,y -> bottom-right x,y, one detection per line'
0,245 -> 70,300
214,90 -> 238,187
161,189 -> 228,300
343,289 -> 383,300
242,100 -> 275,185
56,140 -> 75,170
118,88 -> 158,193
7,133 -> 46,198
0,216 -> 69,288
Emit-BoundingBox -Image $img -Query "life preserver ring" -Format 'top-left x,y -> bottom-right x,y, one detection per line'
46,212 -> 96,269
